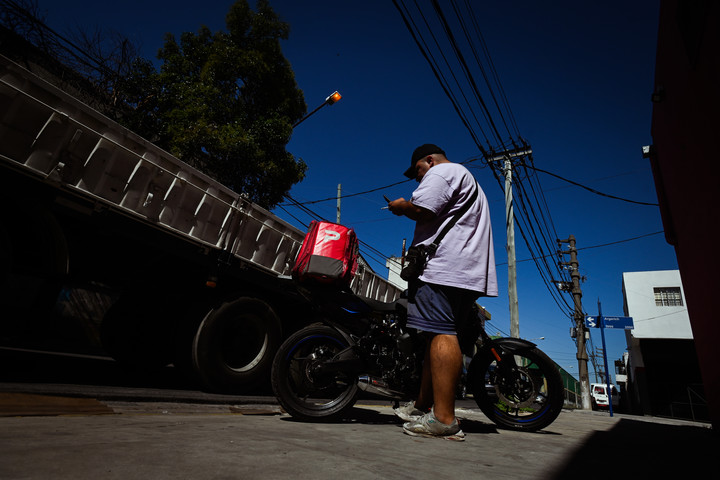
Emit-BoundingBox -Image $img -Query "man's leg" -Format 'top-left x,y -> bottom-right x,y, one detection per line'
414,338 -> 434,411
428,333 -> 462,424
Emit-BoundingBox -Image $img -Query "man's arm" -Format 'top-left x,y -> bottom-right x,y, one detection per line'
387,198 -> 435,222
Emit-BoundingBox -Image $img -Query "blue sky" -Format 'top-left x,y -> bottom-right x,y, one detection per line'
43,0 -> 674,383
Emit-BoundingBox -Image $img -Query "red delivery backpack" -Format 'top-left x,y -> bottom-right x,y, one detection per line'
293,220 -> 359,286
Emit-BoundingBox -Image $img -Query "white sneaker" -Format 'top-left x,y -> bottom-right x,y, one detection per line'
403,410 -> 466,441
393,401 -> 426,422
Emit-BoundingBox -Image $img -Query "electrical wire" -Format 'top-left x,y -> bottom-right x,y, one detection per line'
577,231 -> 664,251
278,178 -> 412,206
1,0 -> 129,83
496,231 -> 664,265
391,0 -> 580,321
527,165 -> 660,206
392,0 -> 491,153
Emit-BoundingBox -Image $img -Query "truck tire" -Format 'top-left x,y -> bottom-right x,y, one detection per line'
192,296 -> 282,393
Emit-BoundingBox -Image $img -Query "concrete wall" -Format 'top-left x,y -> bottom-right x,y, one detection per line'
648,0 -> 720,428
621,270 -> 705,418
622,270 -> 691,339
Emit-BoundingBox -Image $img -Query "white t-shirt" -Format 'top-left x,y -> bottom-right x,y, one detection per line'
410,163 -> 498,296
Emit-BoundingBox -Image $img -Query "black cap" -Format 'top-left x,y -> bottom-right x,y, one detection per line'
403,144 -> 446,178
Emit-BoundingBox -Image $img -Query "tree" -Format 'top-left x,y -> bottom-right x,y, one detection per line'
119,0 -> 307,208
1,0 -> 147,116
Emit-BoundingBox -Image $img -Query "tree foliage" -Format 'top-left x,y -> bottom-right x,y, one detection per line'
118,0 -> 307,208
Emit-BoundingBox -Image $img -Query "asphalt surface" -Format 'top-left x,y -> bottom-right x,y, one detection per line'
0,347 -> 716,478
0,383 -> 715,480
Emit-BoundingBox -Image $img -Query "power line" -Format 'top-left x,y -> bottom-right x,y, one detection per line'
495,230 -> 664,266
278,178 -> 412,206
390,2 -> 663,328
393,0 -> 494,153
364,4 -> 570,320
280,4 -> 661,327
1,0 -> 130,82
577,231 -> 664,251
527,165 -> 659,206
430,0 -> 506,145
283,160 -> 655,210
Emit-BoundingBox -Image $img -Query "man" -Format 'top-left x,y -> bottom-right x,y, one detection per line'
387,144 -> 497,441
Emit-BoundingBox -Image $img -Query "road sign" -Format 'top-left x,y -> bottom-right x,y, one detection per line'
603,316 -> 634,329
585,315 -> 634,329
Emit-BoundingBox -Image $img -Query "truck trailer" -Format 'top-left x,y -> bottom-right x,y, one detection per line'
0,55 -> 401,392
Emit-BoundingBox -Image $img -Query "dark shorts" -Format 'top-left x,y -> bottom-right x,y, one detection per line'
406,281 -> 480,335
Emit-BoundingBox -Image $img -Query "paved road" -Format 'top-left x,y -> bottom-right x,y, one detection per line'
0,348 -> 716,478
0,386 -> 714,480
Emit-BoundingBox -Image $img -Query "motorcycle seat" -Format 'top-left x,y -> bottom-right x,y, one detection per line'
359,296 -> 404,313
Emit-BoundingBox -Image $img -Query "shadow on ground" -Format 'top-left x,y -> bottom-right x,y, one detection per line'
546,418 -> 716,479
280,404 -> 501,435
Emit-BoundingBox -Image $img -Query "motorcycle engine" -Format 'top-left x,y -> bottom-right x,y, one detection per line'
356,313 -> 422,392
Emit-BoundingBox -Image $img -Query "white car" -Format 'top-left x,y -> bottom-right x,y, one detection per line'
590,383 -> 619,409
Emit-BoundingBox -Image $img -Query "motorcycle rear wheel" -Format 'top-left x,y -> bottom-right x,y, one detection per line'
271,324 -> 359,422
469,345 -> 564,432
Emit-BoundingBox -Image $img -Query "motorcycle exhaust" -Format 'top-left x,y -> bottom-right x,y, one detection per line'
357,375 -> 404,399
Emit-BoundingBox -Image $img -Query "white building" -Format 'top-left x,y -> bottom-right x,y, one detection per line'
623,270 -> 692,339
621,270 -> 707,421
385,256 -> 408,290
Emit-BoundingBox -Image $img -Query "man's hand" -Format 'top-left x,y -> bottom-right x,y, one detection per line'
388,198 -> 434,222
387,197 -> 407,216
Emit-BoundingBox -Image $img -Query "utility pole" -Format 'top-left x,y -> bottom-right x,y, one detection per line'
487,144 -> 532,339
504,156 -> 520,339
592,348 -> 606,383
558,235 -> 592,409
336,183 -> 341,224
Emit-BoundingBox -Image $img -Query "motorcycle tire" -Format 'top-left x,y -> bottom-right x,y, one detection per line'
468,345 -> 564,432
271,324 -> 359,422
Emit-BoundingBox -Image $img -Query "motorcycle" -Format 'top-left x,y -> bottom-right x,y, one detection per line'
271,285 -> 564,432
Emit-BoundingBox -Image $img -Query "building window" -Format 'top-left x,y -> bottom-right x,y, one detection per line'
654,287 -> 683,307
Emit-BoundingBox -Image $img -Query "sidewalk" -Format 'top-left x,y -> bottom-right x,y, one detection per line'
0,392 -> 714,479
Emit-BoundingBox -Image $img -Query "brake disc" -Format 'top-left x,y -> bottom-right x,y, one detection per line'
493,367 -> 537,409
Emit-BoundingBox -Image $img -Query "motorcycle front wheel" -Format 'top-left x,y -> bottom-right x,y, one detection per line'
468,345 -> 564,432
271,324 -> 359,422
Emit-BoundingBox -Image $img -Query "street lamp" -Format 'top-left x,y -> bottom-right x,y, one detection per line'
292,91 -> 342,128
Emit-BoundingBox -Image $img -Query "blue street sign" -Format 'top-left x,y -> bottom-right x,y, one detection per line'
585,315 -> 598,328
602,316 -> 634,329
585,315 -> 634,329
